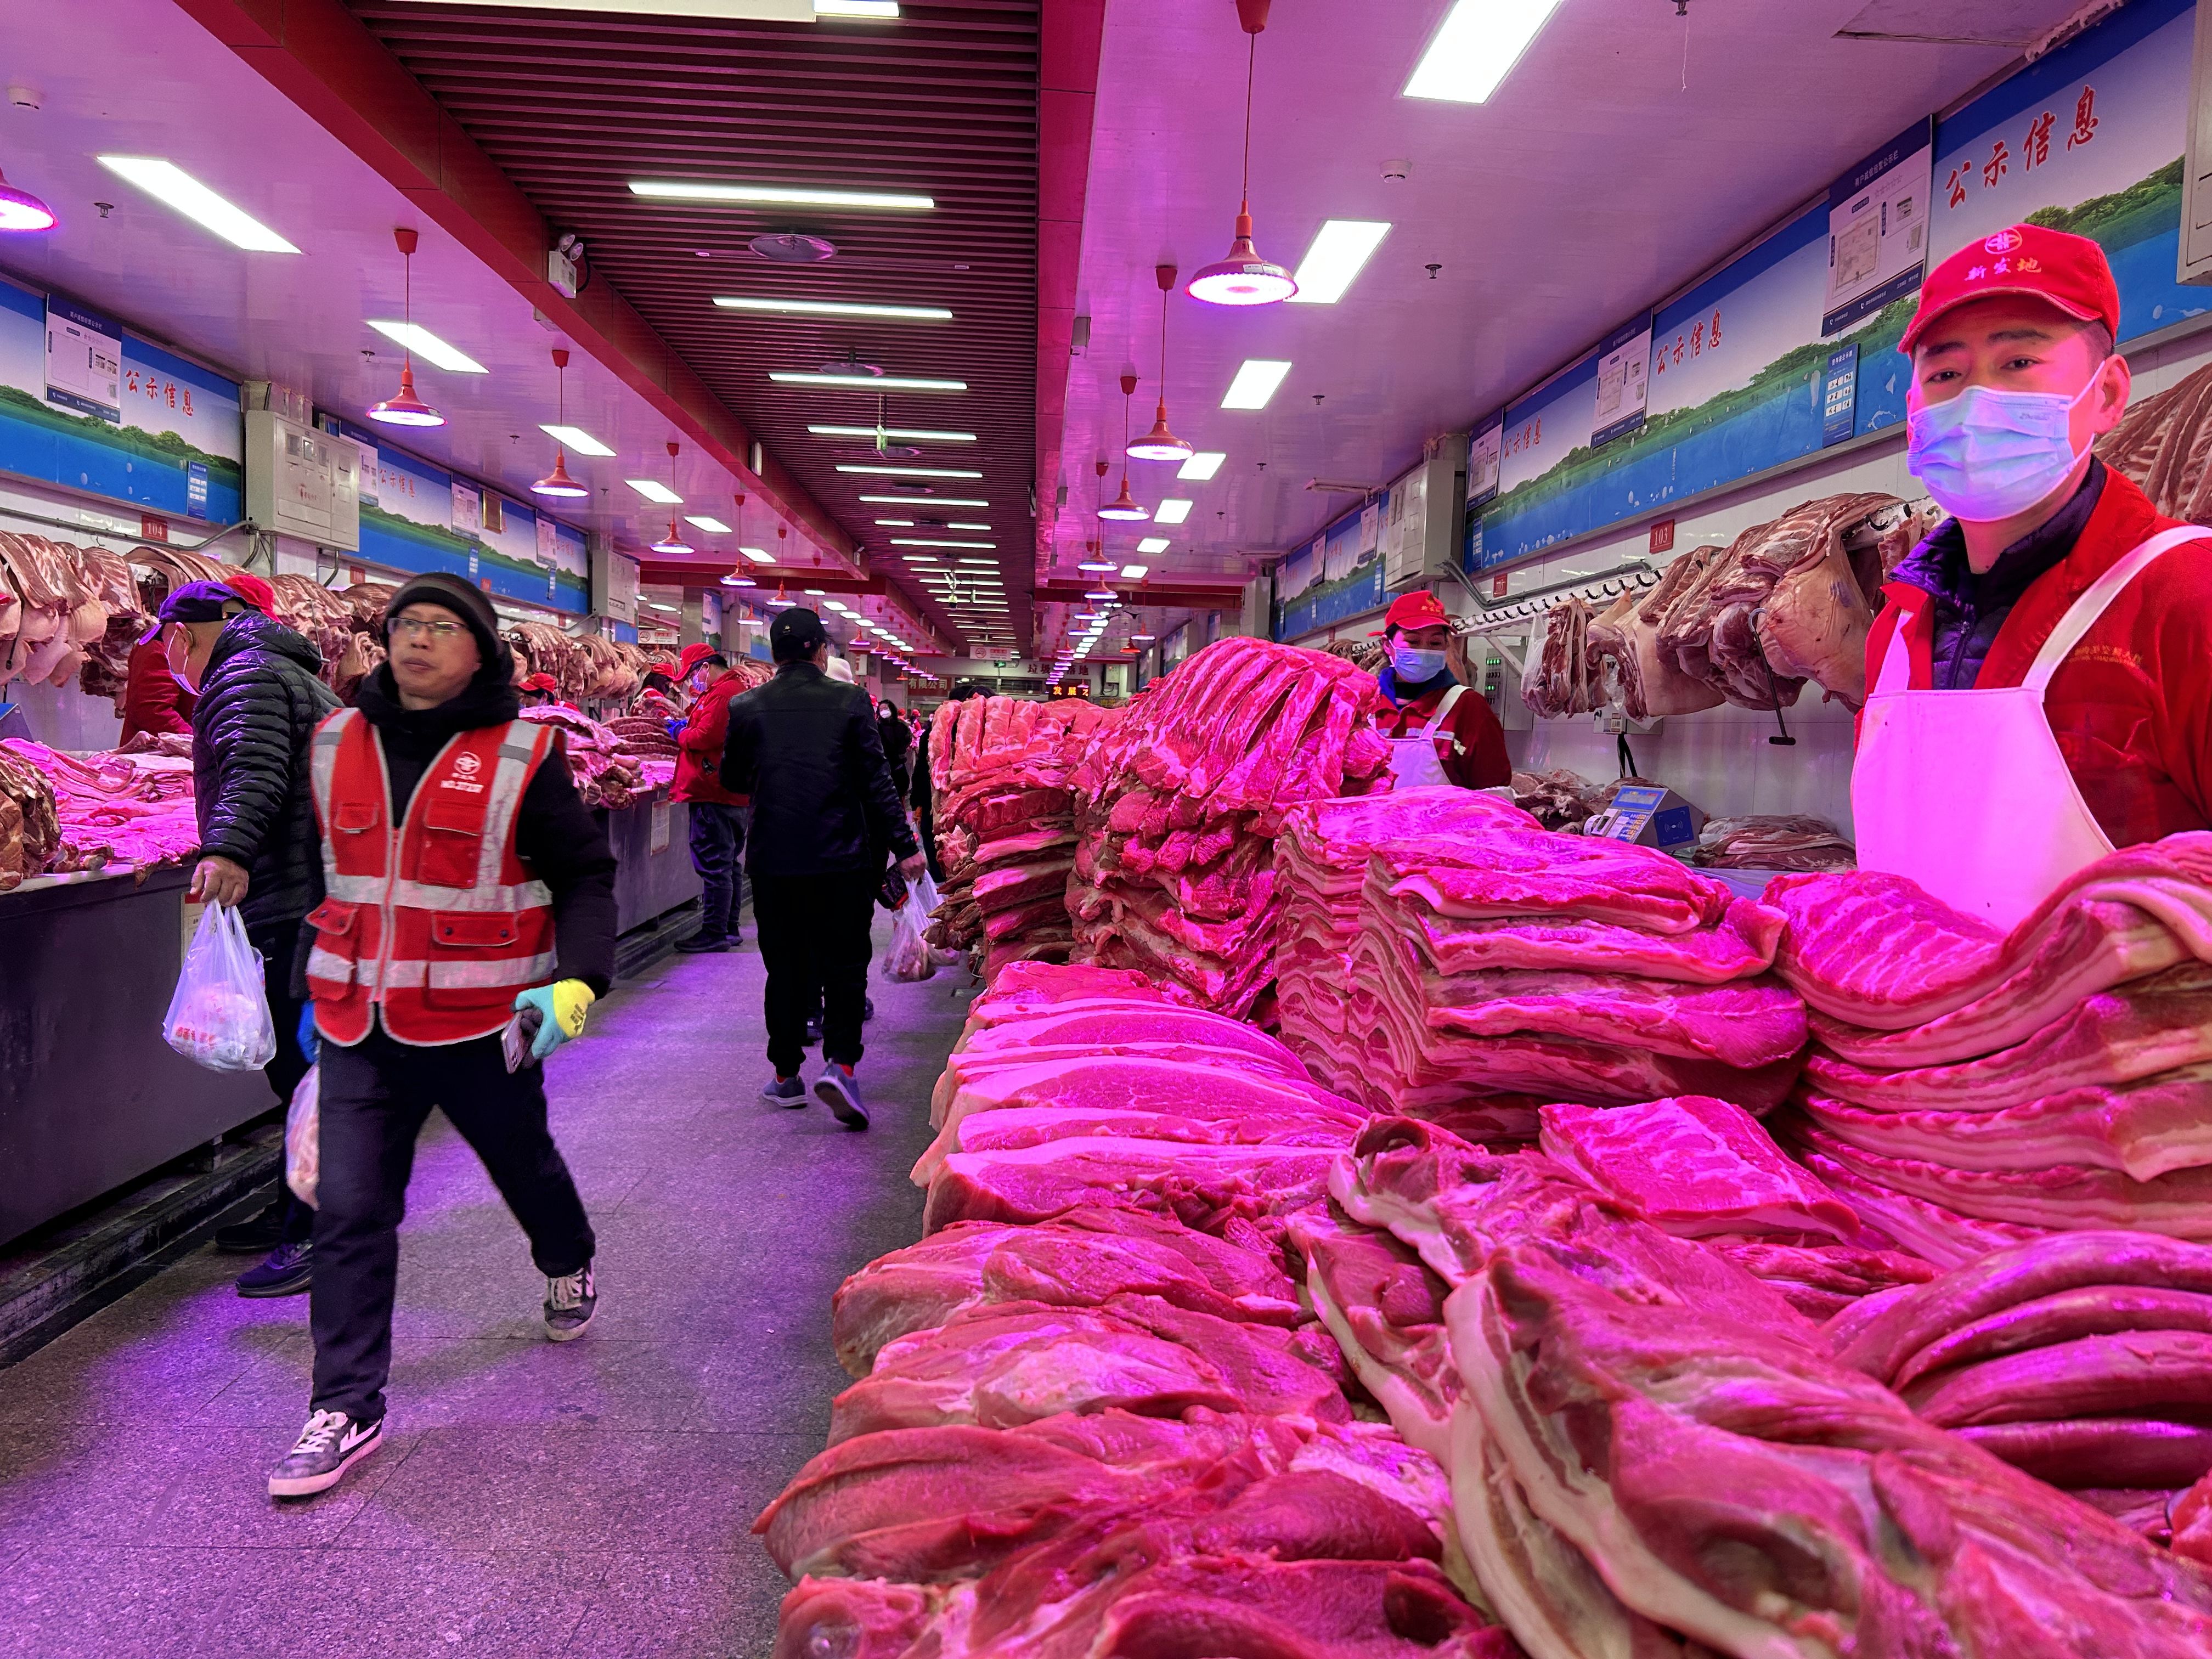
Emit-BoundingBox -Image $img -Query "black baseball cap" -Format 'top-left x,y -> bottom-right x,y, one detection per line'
770,607 -> 830,662
144,579 -> 247,643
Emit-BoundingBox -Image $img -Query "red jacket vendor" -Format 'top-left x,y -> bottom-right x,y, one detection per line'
1370,589 -> 1510,790
1858,223 -> 2212,931
672,643 -> 751,954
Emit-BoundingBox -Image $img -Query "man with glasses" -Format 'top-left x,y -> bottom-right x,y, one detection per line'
268,573 -> 617,1498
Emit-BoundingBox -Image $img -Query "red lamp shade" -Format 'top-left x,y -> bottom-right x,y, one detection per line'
1096,476 -> 1149,522
1127,400 -> 1194,461
531,451 -> 588,499
367,363 -> 444,428
0,168 -> 56,233
1187,211 -> 1296,306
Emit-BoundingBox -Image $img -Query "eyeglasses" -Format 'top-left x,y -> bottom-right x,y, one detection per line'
390,617 -> 470,641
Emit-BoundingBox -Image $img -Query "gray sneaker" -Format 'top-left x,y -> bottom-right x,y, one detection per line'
544,1262 -> 597,1341
760,1074 -> 807,1106
268,1408 -> 383,1499
814,1065 -> 869,1131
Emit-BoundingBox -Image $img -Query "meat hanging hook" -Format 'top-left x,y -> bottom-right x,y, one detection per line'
1754,625 -> 1797,746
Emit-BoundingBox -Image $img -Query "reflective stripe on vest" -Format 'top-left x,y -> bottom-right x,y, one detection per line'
306,708 -> 558,1046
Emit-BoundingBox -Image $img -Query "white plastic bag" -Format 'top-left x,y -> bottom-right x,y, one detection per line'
883,893 -> 935,981
284,1064 -> 320,1208
908,870 -> 963,967
163,902 -> 277,1071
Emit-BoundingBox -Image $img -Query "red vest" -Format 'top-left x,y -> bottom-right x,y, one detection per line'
304,708 -> 558,1047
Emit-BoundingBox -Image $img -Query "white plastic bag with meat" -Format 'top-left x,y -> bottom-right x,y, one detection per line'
284,1064 -> 320,1207
883,892 -> 936,982
163,902 -> 277,1071
908,870 -> 964,967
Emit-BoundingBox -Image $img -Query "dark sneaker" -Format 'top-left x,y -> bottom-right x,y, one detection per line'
805,1015 -> 824,1045
269,1409 -> 382,1499
544,1262 -> 597,1342
760,1074 -> 807,1106
674,929 -> 731,953
235,1238 -> 312,1299
723,933 -> 744,950
215,1195 -> 289,1254
864,996 -> 877,1022
815,1065 -> 869,1131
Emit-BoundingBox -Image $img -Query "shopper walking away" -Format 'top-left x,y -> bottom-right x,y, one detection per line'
672,647 -> 750,953
876,694 -> 913,800
270,572 -> 616,1499
722,608 -> 921,1128
161,579 -> 338,1297
1369,589 -> 1511,789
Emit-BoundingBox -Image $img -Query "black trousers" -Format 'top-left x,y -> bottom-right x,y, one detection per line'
687,802 -> 748,938
310,1024 -> 595,1424
249,919 -> 316,1245
752,869 -> 877,1076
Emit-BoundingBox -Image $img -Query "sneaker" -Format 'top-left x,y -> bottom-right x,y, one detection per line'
674,929 -> 731,953
268,1409 -> 382,1499
544,1262 -> 597,1342
760,1074 -> 807,1106
864,996 -> 877,1023
805,1015 -> 824,1045
235,1238 -> 313,1299
215,1195 -> 289,1254
815,1064 -> 870,1131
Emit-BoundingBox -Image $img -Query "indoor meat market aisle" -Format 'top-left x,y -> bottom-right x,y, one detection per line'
0,930 -> 968,1657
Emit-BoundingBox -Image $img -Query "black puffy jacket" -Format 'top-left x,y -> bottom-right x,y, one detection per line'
191,611 -> 340,930
721,661 -> 918,878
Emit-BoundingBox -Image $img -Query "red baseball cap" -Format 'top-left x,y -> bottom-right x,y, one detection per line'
676,641 -> 717,676
225,572 -> 277,613
1371,589 -> 1449,636
520,673 -> 558,693
1899,223 -> 2121,356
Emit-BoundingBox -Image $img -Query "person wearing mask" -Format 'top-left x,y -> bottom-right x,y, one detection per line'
159,580 -> 338,1297
672,647 -> 750,953
721,608 -> 922,1128
268,572 -> 617,1499
119,612 -> 198,744
1858,223 -> 2212,930
876,694 -> 914,800
1369,590 -> 1511,789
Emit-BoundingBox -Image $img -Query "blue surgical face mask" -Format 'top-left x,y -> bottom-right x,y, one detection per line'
1391,644 -> 1446,681
1906,365 -> 2107,522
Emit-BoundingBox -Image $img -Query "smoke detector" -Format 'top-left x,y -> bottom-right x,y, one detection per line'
817,348 -> 884,377
751,231 -> 838,263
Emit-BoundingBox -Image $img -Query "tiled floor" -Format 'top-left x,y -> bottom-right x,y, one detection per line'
0,918 -> 973,1656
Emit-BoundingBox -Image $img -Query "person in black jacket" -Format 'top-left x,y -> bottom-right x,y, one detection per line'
160,580 -> 340,1299
268,573 -> 618,1500
876,695 -> 913,800
722,607 -> 922,1128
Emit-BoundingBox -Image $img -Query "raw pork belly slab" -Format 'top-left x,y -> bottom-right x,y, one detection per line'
1537,1096 -> 1859,1239
958,1002 -> 1304,1066
1769,832 -> 2212,1035
923,1138 -> 1340,1236
1373,830 -> 1737,933
1421,968 -> 1807,1069
1403,899 -> 1785,984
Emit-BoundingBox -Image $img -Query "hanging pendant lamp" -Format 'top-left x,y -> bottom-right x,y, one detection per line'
0,166 -> 57,233
1128,265 -> 1195,460
532,347 -> 589,498
720,489 -> 755,583
651,516 -> 693,555
1097,396 -> 1150,523
1188,2 -> 1297,307
766,579 -> 797,610
368,229 -> 445,427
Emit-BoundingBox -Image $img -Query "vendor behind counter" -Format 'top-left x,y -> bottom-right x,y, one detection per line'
1371,589 -> 1510,791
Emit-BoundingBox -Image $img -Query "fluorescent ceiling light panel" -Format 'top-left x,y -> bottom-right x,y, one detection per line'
811,425 -> 975,442
874,518 -> 917,527
1288,220 -> 1391,304
632,179 -> 933,210
1403,0 -> 1565,103
741,546 -> 775,562
394,1 -> 881,15
858,494 -> 987,506
946,521 -> 991,531
627,479 -> 683,504
365,320 -> 485,374
95,157 -> 300,253
716,296 -> 950,320
1152,499 -> 1194,524
835,465 -> 983,478
1136,539 -> 1170,555
892,538 -> 995,550
772,373 -> 966,391
1177,453 -> 1226,481
817,0 -> 900,15
684,515 -> 731,533
1222,360 -> 1292,410
540,424 -> 614,457
1121,564 -> 1150,578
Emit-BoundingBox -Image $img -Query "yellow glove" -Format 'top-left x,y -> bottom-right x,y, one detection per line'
514,980 -> 596,1060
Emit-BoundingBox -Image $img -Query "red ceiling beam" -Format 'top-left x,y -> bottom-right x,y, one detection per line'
170,0 -> 856,566
636,562 -> 884,595
1034,0 -> 1106,584
1033,581 -> 1250,608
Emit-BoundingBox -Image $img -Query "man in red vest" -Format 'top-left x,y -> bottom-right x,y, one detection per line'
268,572 -> 617,1499
672,646 -> 752,952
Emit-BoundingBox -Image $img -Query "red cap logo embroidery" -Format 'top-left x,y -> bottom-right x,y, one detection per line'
1984,229 -> 2024,255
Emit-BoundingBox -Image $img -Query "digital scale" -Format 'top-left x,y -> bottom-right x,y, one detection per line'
1583,782 -> 1705,854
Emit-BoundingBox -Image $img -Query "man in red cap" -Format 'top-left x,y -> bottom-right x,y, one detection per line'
1856,222 -> 2212,930
516,672 -> 561,708
1368,588 -> 1510,790
671,647 -> 752,953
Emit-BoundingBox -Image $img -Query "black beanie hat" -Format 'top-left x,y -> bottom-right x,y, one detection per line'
385,573 -> 504,678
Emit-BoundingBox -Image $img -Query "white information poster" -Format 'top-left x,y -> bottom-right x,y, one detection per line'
1466,413 -> 1502,507
1358,499 -> 1381,555
44,299 -> 122,422
535,512 -> 560,566
451,479 -> 482,536
1591,316 -> 1652,447
1823,119 -> 1933,336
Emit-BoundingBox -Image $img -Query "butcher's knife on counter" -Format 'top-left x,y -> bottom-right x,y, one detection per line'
502,1004 -> 545,1073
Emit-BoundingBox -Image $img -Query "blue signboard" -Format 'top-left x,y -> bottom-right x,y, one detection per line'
1821,345 -> 1860,448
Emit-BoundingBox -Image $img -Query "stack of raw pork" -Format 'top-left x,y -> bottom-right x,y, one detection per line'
1766,834 -> 2212,1266
924,696 -> 1109,982
1276,786 -> 1811,1141
1317,1115 -> 2212,1654
758,962 -> 1521,1658
1064,637 -> 1393,1015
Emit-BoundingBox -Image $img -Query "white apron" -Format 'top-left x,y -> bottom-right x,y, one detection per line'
1853,526 -> 2198,932
1385,684 -> 1466,789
